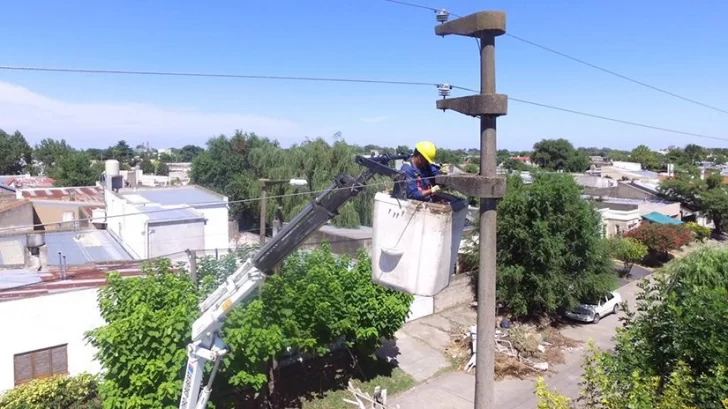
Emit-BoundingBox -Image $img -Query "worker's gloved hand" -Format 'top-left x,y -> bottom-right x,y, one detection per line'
431,185 -> 441,195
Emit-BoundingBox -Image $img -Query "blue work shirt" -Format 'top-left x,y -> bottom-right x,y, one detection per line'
392,156 -> 441,201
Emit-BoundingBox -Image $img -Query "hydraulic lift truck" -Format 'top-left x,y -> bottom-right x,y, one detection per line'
178,153 -> 411,409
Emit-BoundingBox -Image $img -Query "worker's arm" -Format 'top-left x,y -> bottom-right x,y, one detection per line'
401,165 -> 433,200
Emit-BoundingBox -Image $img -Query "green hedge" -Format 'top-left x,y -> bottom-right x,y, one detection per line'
0,373 -> 101,409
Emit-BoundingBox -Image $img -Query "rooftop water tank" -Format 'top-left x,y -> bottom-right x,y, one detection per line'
105,159 -> 120,177
371,192 -> 468,297
26,232 -> 46,248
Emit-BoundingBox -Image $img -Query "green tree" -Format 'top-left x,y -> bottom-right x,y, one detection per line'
32,138 -> 75,176
503,158 -> 529,172
104,140 -> 134,163
85,259 -> 199,409
87,248 -> 412,408
53,151 -> 100,187
179,145 -> 204,162
157,161 -> 170,176
658,168 -> 728,233
140,159 -> 155,174
607,237 -> 647,276
0,373 -> 101,409
552,247 -> 728,408
630,144 -> 659,170
466,173 -> 616,318
531,138 -> 588,172
0,129 -> 32,175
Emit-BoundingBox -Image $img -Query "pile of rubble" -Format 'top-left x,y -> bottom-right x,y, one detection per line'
446,321 -> 581,380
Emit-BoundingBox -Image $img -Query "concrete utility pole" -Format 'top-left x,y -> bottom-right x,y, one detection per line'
433,11 -> 508,408
186,249 -> 197,286
258,178 -> 308,246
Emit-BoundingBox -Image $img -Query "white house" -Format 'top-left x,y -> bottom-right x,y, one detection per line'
104,185 -> 230,259
0,288 -> 103,393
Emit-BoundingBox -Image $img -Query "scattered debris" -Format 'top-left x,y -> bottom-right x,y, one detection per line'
445,321 -> 581,380
343,381 -> 399,409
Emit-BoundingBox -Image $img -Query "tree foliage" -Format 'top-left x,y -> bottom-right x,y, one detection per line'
607,236 -> 648,276
156,161 -> 170,176
538,248 -> 728,408
32,138 -> 75,176
53,151 -> 103,187
0,129 -> 32,175
86,247 -> 412,408
531,138 -> 589,172
658,168 -> 728,233
623,223 -> 693,256
630,144 -> 660,171
140,159 -> 155,174
0,373 -> 101,409
466,173 -> 616,318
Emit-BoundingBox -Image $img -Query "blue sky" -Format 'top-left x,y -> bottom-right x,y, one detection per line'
1,0 -> 727,151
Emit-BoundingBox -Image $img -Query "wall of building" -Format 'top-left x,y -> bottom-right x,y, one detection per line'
105,191 -> 146,259
0,288 -> 103,393
598,208 -> 641,238
614,182 -> 660,200
148,221 -> 205,258
0,201 -> 33,233
31,203 -> 92,231
197,206 -> 230,251
638,202 -> 681,218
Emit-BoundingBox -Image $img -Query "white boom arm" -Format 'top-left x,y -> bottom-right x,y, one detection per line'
179,259 -> 264,409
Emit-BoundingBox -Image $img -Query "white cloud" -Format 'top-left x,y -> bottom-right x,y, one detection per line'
359,115 -> 389,124
0,81 -> 302,146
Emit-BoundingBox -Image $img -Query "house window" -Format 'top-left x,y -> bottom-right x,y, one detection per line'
13,344 -> 68,386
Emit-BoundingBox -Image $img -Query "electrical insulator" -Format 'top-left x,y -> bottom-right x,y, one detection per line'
438,84 -> 451,98
436,9 -> 449,23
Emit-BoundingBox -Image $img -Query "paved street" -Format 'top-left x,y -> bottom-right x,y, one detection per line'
388,268 -> 648,409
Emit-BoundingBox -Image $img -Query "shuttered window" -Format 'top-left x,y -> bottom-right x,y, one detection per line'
13,344 -> 68,385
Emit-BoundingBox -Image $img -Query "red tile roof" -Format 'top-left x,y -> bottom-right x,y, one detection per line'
20,186 -> 104,203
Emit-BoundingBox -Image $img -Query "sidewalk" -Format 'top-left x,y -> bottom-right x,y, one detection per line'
386,274 -> 648,408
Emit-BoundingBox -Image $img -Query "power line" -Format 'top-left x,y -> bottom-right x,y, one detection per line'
503,34 -> 728,115
378,0 -> 728,115
2,62 -> 725,142
451,85 -> 728,141
0,65 -> 437,88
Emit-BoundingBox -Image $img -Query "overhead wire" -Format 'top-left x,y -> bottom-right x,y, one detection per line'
379,0 -> 728,115
1,64 -> 725,142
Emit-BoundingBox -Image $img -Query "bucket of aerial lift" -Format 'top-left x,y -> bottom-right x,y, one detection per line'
371,192 -> 468,297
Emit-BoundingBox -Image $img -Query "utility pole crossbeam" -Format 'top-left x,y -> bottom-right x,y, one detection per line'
433,11 -> 508,409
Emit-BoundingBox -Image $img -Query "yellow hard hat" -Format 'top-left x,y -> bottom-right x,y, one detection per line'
415,141 -> 437,164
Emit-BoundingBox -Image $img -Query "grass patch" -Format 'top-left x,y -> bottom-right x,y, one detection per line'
301,367 -> 414,409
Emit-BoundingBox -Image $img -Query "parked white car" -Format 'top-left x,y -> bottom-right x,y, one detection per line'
564,291 -> 622,324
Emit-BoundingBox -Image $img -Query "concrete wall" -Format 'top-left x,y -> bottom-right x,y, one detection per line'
197,206 -> 230,251
638,202 -> 681,217
614,182 -> 660,200
300,229 -> 372,257
405,273 -> 474,322
32,203 -> 92,231
0,288 -> 103,393
148,221 -> 205,258
105,191 -> 146,259
598,208 -> 641,238
0,201 -> 33,233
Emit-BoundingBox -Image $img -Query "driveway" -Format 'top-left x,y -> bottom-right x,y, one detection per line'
617,263 -> 651,287
389,271 -> 648,409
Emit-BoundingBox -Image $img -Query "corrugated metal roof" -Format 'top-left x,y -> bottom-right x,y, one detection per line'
0,269 -> 42,290
0,230 -> 133,266
121,187 -> 223,207
642,211 -> 683,225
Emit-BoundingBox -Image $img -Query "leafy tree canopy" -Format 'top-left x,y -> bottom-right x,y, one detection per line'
531,138 -> 589,172
0,129 -> 32,175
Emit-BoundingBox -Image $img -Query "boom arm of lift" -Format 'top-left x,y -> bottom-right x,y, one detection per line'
178,154 -> 409,409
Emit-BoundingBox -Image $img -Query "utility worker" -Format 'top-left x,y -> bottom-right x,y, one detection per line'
393,141 -> 442,202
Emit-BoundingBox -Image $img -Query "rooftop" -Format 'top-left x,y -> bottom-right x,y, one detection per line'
582,195 -> 675,206
0,262 -> 149,302
642,211 -> 684,225
119,186 -> 225,208
19,185 -> 104,203
0,175 -> 55,188
135,204 -> 205,223
0,230 -> 132,266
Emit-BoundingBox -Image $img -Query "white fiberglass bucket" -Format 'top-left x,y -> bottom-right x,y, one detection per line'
371,192 -> 468,296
